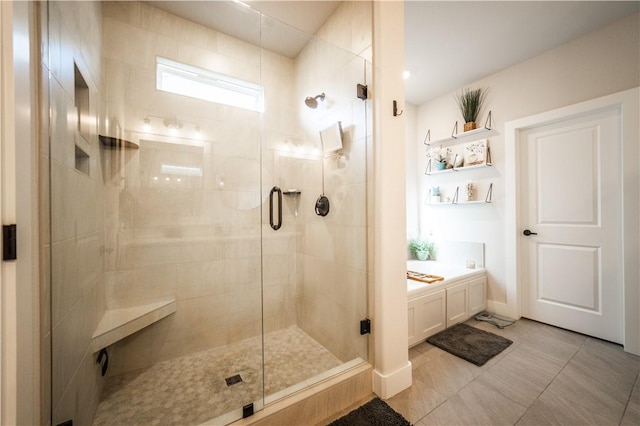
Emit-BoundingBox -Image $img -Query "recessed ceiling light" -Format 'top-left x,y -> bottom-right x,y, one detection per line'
403,70 -> 411,80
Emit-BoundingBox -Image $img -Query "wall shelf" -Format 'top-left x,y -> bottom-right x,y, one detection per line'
425,162 -> 492,176
423,111 -> 496,147
429,200 -> 492,206
99,134 -> 139,150
429,183 -> 493,205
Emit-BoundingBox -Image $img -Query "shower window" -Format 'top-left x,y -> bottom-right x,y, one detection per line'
156,57 -> 264,112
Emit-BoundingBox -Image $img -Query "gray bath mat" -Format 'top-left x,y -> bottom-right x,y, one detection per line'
427,323 -> 512,366
329,397 -> 411,426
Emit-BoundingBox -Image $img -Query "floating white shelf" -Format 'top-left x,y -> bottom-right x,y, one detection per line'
91,299 -> 176,352
426,126 -> 494,146
425,162 -> 492,176
423,111 -> 497,146
428,200 -> 492,206
428,183 -> 493,205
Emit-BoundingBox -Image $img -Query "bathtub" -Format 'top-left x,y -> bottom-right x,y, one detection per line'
407,260 -> 485,297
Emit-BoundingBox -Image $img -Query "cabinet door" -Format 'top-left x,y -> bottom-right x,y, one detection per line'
468,276 -> 486,316
446,282 -> 468,327
408,298 -> 418,345
408,289 -> 446,347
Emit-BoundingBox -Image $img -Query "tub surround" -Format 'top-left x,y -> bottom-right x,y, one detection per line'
407,260 -> 485,298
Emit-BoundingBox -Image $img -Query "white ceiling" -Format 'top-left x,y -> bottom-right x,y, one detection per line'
145,1 -> 639,105
404,1 -> 640,105
144,1 -> 341,58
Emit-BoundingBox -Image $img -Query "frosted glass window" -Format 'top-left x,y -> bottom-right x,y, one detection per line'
156,57 -> 264,112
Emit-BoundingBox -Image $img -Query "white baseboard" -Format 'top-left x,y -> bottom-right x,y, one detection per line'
486,300 -> 519,320
372,361 -> 412,399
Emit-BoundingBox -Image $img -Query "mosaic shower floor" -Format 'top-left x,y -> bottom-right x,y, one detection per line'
92,326 -> 341,426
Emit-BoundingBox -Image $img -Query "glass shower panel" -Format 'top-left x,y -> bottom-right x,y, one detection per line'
260,14 -> 370,402
49,1 -> 265,425
49,1 -> 370,425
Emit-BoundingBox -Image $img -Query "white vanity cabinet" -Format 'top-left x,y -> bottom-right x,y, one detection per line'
408,272 -> 487,347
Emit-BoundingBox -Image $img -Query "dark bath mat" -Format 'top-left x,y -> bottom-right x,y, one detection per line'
427,323 -> 513,366
328,397 -> 411,426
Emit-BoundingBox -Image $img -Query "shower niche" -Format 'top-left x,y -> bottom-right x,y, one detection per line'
73,64 -> 91,175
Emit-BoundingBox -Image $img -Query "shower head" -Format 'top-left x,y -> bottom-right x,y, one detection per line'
304,93 -> 325,109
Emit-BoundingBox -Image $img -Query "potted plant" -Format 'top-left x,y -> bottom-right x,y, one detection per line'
455,87 -> 487,132
428,146 -> 450,170
408,237 -> 436,261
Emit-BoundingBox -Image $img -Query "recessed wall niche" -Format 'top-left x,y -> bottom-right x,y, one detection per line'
74,144 -> 90,175
74,64 -> 90,140
74,63 -> 90,175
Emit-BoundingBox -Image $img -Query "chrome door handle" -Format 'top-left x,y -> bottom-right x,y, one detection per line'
523,229 -> 538,236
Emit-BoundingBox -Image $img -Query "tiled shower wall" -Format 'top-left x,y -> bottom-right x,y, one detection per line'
100,1 -> 299,374
293,1 -> 372,362
45,1 -> 106,425
101,0 -> 372,375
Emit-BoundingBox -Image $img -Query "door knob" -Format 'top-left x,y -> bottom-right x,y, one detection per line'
523,229 -> 538,236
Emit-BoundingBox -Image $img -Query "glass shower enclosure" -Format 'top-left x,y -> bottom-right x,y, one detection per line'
47,1 -> 370,425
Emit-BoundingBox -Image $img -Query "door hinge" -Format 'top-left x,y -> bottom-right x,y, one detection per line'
3,224 -> 17,261
360,318 -> 371,335
357,83 -> 368,100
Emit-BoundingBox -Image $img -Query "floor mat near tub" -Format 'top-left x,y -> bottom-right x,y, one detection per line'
328,398 -> 411,426
426,323 -> 513,366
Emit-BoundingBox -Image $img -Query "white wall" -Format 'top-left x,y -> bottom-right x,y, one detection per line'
372,0 -> 412,399
412,13 -> 639,306
404,103 -> 418,240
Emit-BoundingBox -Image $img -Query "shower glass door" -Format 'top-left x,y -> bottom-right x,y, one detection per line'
260,13 -> 370,403
48,1 -> 369,425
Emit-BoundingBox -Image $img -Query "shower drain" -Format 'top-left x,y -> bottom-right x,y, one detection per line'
225,374 -> 243,386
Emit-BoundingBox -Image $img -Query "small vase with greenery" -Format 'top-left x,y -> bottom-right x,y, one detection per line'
428,146 -> 450,170
455,87 -> 487,131
408,237 -> 436,261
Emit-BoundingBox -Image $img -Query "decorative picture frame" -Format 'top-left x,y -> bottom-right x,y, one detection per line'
463,138 -> 488,167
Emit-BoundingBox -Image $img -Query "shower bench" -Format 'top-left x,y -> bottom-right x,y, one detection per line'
91,298 -> 176,353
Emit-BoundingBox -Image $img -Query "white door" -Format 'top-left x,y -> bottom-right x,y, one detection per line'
520,106 -> 622,343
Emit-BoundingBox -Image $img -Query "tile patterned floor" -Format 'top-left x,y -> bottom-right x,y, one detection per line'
92,326 -> 341,425
387,318 -> 640,426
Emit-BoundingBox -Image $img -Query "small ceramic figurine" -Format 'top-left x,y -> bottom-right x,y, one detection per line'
466,181 -> 474,201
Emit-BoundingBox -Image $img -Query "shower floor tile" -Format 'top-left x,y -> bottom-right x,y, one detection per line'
92,326 -> 341,426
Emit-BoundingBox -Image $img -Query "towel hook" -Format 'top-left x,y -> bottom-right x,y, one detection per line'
393,100 -> 403,117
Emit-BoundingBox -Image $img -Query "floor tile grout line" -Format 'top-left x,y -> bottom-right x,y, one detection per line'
512,335 -> 589,425
618,369 -> 639,424
412,390 -> 450,426
412,334 -> 523,425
